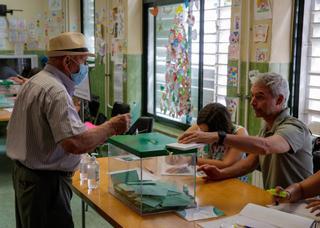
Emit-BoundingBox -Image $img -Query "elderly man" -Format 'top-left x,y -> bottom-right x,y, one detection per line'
6,32 -> 131,228
179,72 -> 313,189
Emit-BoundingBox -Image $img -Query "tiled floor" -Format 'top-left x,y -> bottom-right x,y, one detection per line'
0,147 -> 112,228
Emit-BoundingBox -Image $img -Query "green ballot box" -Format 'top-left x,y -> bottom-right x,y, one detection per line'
107,132 -> 198,215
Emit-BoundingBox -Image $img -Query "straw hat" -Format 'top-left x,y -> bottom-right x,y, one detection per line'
46,32 -> 95,57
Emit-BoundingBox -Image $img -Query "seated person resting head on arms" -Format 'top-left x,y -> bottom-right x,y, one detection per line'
179,72 -> 313,189
186,103 -> 248,169
167,103 -> 248,181
274,171 -> 320,216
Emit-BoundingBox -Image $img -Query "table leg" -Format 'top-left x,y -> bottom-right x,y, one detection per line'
81,199 -> 86,228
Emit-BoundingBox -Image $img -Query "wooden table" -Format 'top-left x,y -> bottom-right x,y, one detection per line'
0,109 -> 11,122
72,158 -> 272,228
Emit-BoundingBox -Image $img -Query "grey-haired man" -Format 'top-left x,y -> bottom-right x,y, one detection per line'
179,72 -> 313,189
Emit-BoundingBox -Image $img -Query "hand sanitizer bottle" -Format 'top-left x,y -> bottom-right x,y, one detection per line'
87,156 -> 100,190
80,154 -> 90,185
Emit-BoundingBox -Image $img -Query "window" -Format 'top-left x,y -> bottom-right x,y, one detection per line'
82,0 -> 95,54
144,0 -> 232,126
299,0 -> 320,124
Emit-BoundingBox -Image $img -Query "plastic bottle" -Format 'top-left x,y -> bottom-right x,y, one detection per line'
79,154 -> 90,185
87,156 -> 100,190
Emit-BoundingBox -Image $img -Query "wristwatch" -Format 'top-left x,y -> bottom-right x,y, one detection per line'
218,131 -> 226,145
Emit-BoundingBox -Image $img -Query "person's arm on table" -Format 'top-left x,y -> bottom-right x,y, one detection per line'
179,131 -> 290,155
198,154 -> 259,181
273,171 -> 320,215
61,113 -> 130,154
197,127 -> 249,169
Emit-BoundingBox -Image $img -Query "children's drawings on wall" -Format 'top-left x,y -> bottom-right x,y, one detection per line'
228,44 -> 239,60
225,97 -> 239,122
233,13 -> 240,31
254,24 -> 268,42
229,31 -> 240,44
228,66 -> 238,87
255,47 -> 269,62
48,0 -> 62,11
254,0 -> 272,20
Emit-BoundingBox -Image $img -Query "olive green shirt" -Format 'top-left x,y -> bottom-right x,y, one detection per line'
258,108 -> 313,189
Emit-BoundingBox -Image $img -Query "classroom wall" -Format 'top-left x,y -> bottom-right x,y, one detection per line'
0,0 -> 80,51
89,0 -> 142,120
228,0 -> 293,135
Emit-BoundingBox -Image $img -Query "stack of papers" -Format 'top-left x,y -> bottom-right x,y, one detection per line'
268,201 -> 320,221
166,142 -> 205,151
197,203 -> 315,228
110,170 -> 195,213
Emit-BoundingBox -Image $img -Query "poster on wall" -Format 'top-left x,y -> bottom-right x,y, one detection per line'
253,24 -> 268,42
228,44 -> 239,60
233,13 -> 240,31
227,66 -> 238,87
255,47 -> 269,62
254,0 -> 272,20
225,97 -> 239,123
48,0 -> 62,11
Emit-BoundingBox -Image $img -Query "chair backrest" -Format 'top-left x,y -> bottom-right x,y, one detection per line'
95,113 -> 107,125
111,102 -> 130,117
312,136 -> 320,173
126,117 -> 153,135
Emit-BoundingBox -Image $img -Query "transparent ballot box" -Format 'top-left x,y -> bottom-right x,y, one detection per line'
107,132 -> 197,215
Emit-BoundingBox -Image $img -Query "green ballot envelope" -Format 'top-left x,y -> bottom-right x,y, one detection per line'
107,132 -> 198,215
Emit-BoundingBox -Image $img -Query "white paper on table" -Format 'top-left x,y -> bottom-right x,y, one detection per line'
197,203 -> 314,228
268,201 -> 320,221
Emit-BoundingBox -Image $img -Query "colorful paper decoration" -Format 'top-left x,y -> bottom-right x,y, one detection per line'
228,66 -> 238,87
255,48 -> 269,62
176,5 -> 184,14
254,0 -> 272,20
228,44 -> 239,60
225,97 -> 239,122
160,5 -> 192,122
150,7 -> 159,16
253,24 -> 269,42
229,32 -> 240,44
184,0 -> 189,8
233,14 -> 240,31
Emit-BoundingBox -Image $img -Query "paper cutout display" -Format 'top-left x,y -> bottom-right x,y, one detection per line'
254,24 -> 268,42
150,7 -> 159,16
160,5 -> 192,123
227,66 -> 238,87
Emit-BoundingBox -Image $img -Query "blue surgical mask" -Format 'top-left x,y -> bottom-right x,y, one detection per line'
70,59 -> 89,85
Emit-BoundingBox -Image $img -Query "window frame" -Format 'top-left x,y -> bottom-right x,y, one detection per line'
81,0 -> 95,54
142,0 -> 231,130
